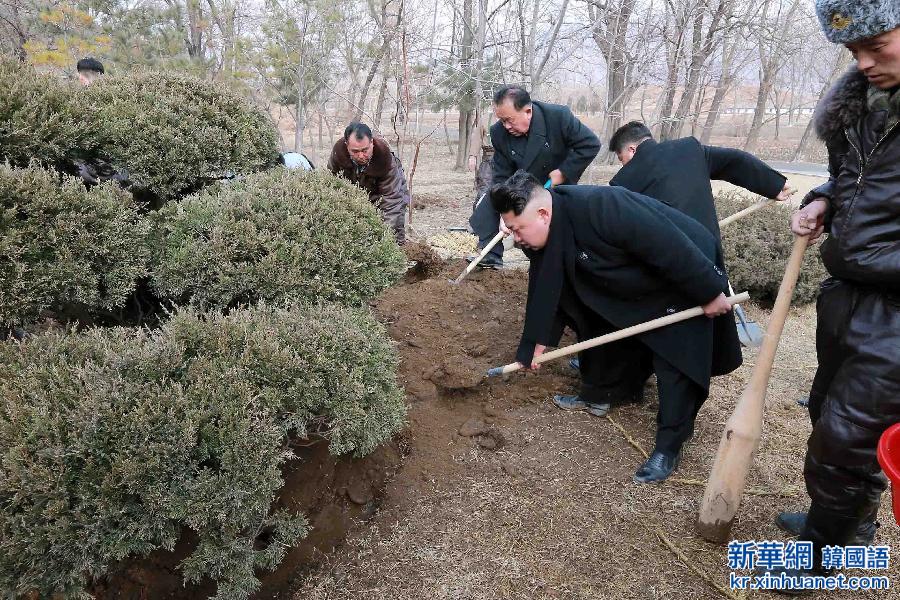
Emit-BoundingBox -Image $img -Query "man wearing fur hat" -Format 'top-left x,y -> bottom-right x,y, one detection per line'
763,0 -> 900,589
328,122 -> 411,244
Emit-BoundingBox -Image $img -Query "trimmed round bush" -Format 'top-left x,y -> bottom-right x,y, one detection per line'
0,163 -> 150,326
150,168 -> 406,310
0,302 -> 406,599
0,56 -> 88,168
74,71 -> 281,200
717,192 -> 828,305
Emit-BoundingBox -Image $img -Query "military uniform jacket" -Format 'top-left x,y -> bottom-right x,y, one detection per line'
516,185 -> 741,389
490,101 -> 600,186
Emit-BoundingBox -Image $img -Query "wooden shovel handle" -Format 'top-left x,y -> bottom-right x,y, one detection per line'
451,230 -> 507,284
718,199 -> 774,228
486,292 -> 750,377
697,235 -> 809,543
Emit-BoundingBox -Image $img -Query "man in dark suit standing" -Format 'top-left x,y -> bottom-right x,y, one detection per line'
493,170 -> 738,483
468,85 -> 600,268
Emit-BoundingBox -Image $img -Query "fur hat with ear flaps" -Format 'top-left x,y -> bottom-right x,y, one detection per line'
816,0 -> 900,44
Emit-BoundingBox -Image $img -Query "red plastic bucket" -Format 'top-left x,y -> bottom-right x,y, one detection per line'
877,422 -> 900,526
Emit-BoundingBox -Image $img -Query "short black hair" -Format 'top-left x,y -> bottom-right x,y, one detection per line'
343,122 -> 373,142
490,170 -> 542,215
76,57 -> 104,74
609,121 -> 653,153
492,85 -> 531,110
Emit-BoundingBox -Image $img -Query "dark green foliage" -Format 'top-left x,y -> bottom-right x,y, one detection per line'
73,71 -> 281,200
0,164 -> 150,326
149,169 -> 406,310
0,56 -> 88,168
717,192 -> 828,305
0,303 -> 406,599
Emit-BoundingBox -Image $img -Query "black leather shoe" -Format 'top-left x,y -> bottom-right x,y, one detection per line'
775,511 -> 879,545
465,254 -> 503,270
633,450 -> 681,484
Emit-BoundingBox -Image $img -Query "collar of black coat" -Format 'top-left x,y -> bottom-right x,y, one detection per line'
518,102 -> 548,169
517,192 -> 569,364
609,138 -> 658,188
329,136 -> 394,177
814,66 -> 870,145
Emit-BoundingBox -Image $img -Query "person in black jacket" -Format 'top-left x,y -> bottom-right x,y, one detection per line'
608,121 -> 792,237
552,122 -> 791,417
467,86 -> 600,268
758,1 -> 900,588
493,170 -> 737,483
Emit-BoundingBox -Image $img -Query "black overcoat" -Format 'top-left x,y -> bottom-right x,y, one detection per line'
490,101 -> 600,185
608,137 -> 787,237
516,185 -> 741,389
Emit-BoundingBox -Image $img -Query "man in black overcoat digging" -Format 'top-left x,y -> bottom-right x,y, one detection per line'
493,170 -> 739,483
554,122 -> 792,422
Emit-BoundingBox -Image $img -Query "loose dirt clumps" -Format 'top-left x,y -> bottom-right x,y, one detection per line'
403,240 -> 445,281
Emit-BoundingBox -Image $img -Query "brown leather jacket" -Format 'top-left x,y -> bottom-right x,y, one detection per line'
327,137 -> 410,243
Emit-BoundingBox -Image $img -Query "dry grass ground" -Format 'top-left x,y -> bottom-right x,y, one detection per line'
284,144 -> 897,600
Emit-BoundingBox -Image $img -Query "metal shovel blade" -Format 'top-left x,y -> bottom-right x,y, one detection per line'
734,304 -> 764,348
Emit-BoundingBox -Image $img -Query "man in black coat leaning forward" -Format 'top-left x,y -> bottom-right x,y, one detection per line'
468,85 -> 600,268
608,121 -> 791,239
493,170 -> 738,483
554,121 -> 792,416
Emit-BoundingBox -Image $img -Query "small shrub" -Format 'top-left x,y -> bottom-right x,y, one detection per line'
0,302 -> 406,599
717,192 -> 827,305
150,169 -> 406,310
0,56 -> 88,168
0,163 -> 150,326
74,71 -> 281,200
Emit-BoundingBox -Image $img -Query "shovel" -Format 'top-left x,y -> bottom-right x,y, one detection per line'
729,282 -> 763,348
449,229 -> 508,285
486,292 -> 750,376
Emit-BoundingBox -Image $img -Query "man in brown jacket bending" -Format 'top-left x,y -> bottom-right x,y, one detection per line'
328,122 -> 411,243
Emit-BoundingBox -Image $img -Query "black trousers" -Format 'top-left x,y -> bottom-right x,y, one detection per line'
469,192 -> 504,261
653,354 -> 708,455
561,299 -> 707,456
803,280 -> 897,531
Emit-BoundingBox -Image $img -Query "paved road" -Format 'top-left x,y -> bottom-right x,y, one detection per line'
767,160 -> 829,178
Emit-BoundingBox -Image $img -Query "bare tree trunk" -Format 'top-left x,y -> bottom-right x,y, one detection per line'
374,73 -> 389,130
354,35 -> 389,121
700,36 -> 738,143
530,0 -> 570,95
792,50 -> 851,160
590,0 -> 636,164
743,0 -> 801,152
663,0 -> 732,140
442,109 -> 455,156
294,67 -> 305,152
743,67 -> 775,152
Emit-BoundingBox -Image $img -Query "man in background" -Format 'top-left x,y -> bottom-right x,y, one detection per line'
76,57 -> 104,86
328,122 -> 411,244
467,85 -> 600,269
